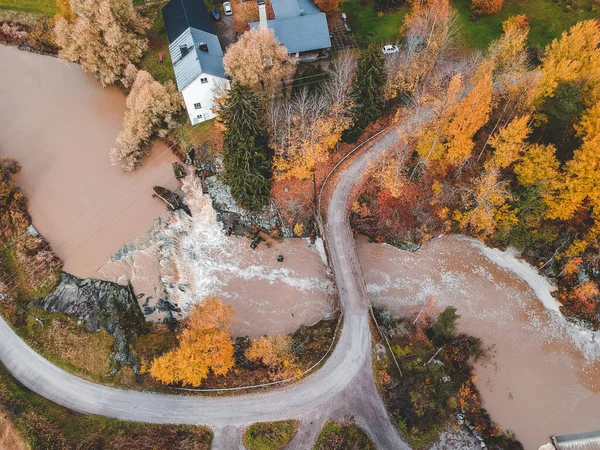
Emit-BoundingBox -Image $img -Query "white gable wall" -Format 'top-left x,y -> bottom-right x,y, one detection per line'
181,73 -> 230,125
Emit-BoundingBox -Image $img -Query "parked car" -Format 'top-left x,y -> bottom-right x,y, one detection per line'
211,8 -> 221,20
223,1 -> 232,15
382,44 -> 400,55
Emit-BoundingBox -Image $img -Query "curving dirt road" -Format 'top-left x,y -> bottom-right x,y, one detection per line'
0,110 -> 429,449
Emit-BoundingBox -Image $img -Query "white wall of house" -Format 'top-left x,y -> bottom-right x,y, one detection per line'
181,74 -> 230,125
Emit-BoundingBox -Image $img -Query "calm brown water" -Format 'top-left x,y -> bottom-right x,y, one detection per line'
0,45 -> 178,277
357,235 -> 600,450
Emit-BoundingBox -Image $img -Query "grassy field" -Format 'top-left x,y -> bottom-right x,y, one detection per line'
342,0 -> 599,49
343,0 -> 408,44
0,0 -> 56,16
0,363 -> 213,449
243,420 -> 300,450
139,4 -> 177,84
453,0 -> 600,49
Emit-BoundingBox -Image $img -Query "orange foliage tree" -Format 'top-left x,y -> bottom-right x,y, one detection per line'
471,0 -> 503,16
314,0 -> 339,13
149,297 -> 235,387
537,20 -> 600,106
245,334 -> 300,380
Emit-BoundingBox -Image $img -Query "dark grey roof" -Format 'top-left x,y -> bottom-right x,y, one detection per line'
168,28 -> 226,91
250,12 -> 331,54
162,0 -> 215,43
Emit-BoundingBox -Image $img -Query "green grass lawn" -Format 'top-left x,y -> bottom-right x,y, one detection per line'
0,0 -> 56,16
342,0 -> 599,49
343,0 -> 408,44
453,0 -> 600,49
139,4 -> 177,85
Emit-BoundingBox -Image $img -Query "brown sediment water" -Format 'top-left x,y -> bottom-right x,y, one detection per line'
98,177 -> 335,338
0,45 -> 178,277
356,235 -> 600,450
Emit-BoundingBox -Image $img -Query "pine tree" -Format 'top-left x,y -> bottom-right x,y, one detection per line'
220,83 -> 272,211
344,46 -> 387,143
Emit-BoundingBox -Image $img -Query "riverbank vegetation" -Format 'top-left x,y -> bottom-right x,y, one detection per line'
346,2 -> 600,329
314,420 -> 376,449
0,363 -> 213,449
146,297 -> 338,388
0,159 -> 62,301
372,306 -> 522,449
243,420 -> 299,450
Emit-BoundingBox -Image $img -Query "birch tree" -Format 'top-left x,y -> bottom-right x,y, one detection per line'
54,0 -> 148,86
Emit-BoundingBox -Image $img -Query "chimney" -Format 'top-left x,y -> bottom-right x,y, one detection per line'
258,0 -> 267,29
198,42 -> 208,52
180,45 -> 189,58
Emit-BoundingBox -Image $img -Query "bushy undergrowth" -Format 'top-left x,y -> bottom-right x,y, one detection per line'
0,363 -> 213,449
314,420 -> 376,450
372,307 -> 522,450
243,420 -> 299,450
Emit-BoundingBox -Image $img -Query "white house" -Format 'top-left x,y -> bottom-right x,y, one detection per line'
162,0 -> 230,125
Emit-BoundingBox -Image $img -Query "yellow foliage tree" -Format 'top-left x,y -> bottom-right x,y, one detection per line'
245,334 -> 300,380
456,168 -> 516,237
415,65 -> 493,173
489,15 -> 529,74
471,0 -> 504,16
487,115 -> 531,169
546,102 -> 600,223
223,28 -> 297,96
538,20 -> 600,106
514,143 -> 560,194
149,297 -> 235,387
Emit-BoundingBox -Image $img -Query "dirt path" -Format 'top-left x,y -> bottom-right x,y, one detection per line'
0,106 -> 434,448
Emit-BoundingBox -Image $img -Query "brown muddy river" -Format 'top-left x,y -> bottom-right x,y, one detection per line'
0,45 -> 179,276
0,45 -> 334,337
357,235 -> 600,450
3,45 -> 599,448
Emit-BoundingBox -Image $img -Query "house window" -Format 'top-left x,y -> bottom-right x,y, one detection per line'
194,103 -> 202,109
200,77 -> 208,84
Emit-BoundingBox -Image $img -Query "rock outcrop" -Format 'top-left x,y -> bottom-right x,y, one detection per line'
35,272 -> 144,373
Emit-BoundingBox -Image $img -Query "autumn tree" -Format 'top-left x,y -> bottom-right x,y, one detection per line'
387,0 -> 458,97
54,0 -> 148,86
415,64 -> 493,174
269,52 -> 355,180
223,28 -> 297,96
220,83 -> 272,211
471,0 -> 503,16
314,0 -> 338,13
514,143 -> 560,196
245,334 -> 299,380
110,70 -> 181,171
537,20 -> 600,106
232,1 -> 258,34
546,102 -> 600,224
149,297 -> 235,387
455,168 -> 516,237
486,115 -> 531,169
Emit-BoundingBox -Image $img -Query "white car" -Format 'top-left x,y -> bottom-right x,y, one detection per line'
223,1 -> 232,15
382,44 -> 400,55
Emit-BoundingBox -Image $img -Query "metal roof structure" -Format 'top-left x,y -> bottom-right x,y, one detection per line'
250,0 -> 331,54
162,0 -> 226,91
162,0 -> 215,42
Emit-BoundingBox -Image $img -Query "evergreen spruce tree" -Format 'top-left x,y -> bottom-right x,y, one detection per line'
220,83 -> 272,211
344,46 -> 387,143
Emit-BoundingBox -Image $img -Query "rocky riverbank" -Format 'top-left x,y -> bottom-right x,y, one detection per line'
35,273 -> 145,372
